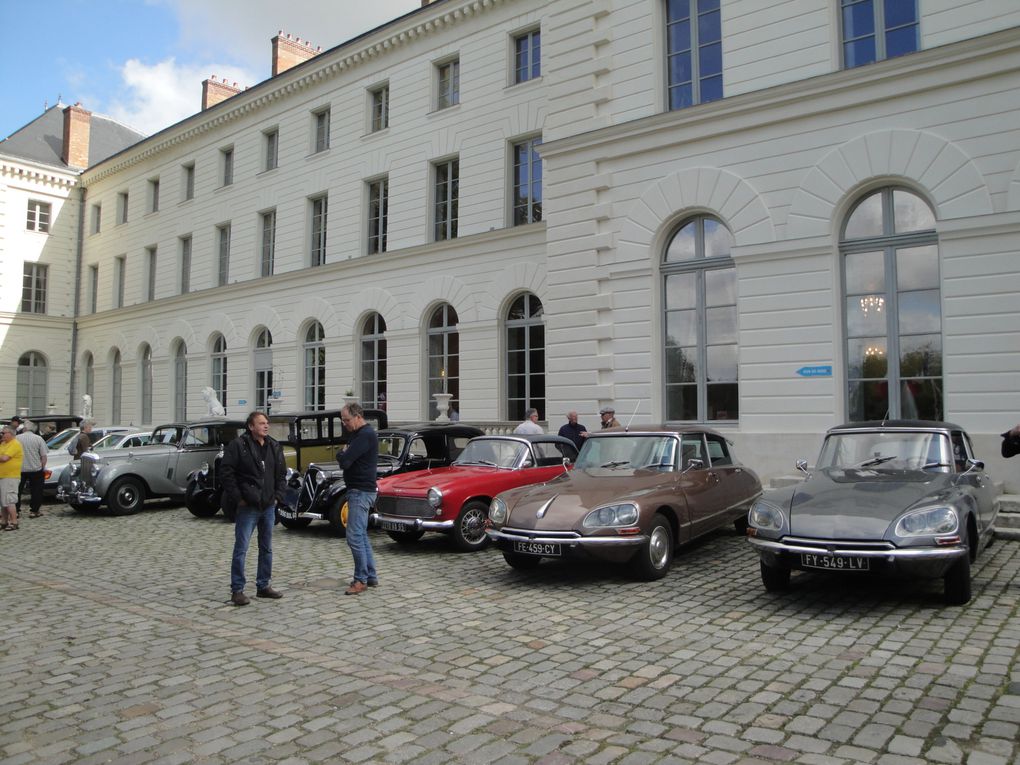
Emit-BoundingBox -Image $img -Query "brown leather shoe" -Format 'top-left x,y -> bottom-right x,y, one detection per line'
231,591 -> 250,606
344,580 -> 368,595
256,586 -> 283,599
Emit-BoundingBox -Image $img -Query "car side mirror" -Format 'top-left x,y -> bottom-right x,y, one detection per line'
796,459 -> 809,474
965,458 -> 984,473
682,457 -> 704,473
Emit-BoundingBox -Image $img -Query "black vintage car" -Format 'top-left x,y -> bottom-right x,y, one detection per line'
185,408 -> 387,521
279,423 -> 484,534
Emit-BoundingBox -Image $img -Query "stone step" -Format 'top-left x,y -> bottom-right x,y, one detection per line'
998,494 -> 1020,514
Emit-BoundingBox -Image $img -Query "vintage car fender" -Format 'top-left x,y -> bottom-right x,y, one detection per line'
90,447 -> 175,496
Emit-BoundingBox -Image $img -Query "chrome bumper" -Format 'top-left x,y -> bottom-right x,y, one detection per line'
370,513 -> 454,532
59,485 -> 103,506
486,528 -> 648,549
748,536 -> 968,561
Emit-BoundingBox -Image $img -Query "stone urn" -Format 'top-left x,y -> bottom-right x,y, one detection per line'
432,393 -> 453,423
341,394 -> 359,408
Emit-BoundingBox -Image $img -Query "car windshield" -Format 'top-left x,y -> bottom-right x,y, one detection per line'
576,434 -> 678,470
91,433 -> 122,450
150,426 -> 182,445
816,430 -> 951,471
378,435 -> 407,459
47,428 -> 79,449
454,439 -> 527,468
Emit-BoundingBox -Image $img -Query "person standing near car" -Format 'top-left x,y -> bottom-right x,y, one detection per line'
221,411 -> 285,605
73,421 -> 94,458
557,411 -> 588,449
599,407 -> 621,429
338,403 -> 379,595
16,421 -> 47,518
0,426 -> 24,531
514,408 -> 544,435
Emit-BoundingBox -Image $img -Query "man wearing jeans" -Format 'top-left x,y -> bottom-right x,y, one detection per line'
338,403 -> 379,595
221,411 -> 286,606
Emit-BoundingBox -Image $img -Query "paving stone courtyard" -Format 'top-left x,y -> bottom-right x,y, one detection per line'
1,502 -> 1018,765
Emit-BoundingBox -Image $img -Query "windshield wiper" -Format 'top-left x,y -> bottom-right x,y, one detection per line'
461,459 -> 497,467
599,460 -> 631,468
857,455 -> 897,468
922,461 -> 951,469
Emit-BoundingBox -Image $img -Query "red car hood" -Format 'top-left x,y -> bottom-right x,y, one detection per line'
378,464 -> 508,497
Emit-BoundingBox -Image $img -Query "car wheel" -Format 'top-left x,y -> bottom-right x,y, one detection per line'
944,554 -> 971,605
452,501 -> 490,551
503,552 -> 542,570
185,483 -> 219,518
630,512 -> 674,581
326,498 -> 347,537
386,529 -> 424,544
760,560 -> 791,592
108,477 -> 145,515
278,514 -> 313,530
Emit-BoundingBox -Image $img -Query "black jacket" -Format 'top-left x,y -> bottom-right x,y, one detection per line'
220,432 -> 286,511
337,423 -> 378,492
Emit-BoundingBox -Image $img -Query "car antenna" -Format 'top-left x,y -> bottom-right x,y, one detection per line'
623,401 -> 641,432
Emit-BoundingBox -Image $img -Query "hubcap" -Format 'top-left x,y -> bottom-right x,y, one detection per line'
462,509 -> 486,542
648,526 -> 670,569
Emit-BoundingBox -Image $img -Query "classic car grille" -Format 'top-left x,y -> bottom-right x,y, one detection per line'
784,537 -> 895,552
501,527 -> 581,540
375,495 -> 435,519
80,454 -> 100,488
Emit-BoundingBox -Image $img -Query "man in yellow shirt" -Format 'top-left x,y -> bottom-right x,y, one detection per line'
0,425 -> 24,530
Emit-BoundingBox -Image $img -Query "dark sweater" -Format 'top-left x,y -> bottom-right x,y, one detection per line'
338,424 -> 378,492
221,432 -> 286,510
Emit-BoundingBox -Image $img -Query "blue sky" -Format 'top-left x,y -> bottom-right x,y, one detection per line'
0,0 -> 420,139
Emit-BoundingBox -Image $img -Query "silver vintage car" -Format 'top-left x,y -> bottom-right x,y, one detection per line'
59,418 -> 245,514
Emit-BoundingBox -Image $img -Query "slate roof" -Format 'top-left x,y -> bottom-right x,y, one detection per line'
0,105 -> 146,170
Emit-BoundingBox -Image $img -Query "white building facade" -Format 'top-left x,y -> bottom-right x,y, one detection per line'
10,0 -> 1020,486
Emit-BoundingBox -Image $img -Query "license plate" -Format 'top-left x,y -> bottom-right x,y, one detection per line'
380,519 -> 408,532
513,540 -> 561,556
801,553 -> 869,571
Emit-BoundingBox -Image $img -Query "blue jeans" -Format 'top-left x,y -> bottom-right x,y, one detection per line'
231,503 -> 275,592
346,489 -> 377,584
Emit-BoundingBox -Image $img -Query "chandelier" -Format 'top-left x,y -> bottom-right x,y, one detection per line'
864,346 -> 885,358
860,295 -> 885,315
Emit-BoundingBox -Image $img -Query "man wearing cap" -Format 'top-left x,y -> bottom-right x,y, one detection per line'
9,416 -> 25,434
599,407 -> 621,429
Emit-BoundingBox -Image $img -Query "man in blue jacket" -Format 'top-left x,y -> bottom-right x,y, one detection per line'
221,411 -> 286,605
338,403 -> 379,595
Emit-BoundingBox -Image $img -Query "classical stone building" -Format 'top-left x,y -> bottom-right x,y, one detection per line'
3,0 -> 1020,485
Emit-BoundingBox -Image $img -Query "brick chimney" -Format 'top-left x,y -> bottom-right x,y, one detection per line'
202,75 -> 243,110
62,103 -> 92,169
272,32 -> 321,76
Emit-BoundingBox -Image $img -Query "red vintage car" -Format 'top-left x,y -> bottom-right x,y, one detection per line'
371,434 -> 578,551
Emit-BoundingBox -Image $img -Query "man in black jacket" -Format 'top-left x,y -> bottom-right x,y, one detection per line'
221,411 -> 286,605
338,403 -> 379,595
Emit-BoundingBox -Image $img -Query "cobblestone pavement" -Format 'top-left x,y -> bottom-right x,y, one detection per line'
1,503 -> 1018,765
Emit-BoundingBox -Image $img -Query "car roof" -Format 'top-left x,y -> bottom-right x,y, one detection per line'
828,420 -> 962,433
593,424 -> 730,438
379,423 -> 485,437
475,433 -> 577,448
153,418 -> 247,428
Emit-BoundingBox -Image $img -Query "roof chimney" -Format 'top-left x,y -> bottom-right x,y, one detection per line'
62,103 -> 92,169
202,75 -> 243,110
272,32 -> 321,76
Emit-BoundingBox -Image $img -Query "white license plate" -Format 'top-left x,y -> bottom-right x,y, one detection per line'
380,519 -> 408,532
513,540 -> 561,556
801,553 -> 869,571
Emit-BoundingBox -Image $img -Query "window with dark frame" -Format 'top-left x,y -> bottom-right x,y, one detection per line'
211,334 -> 228,411
437,59 -> 460,109
221,147 -> 234,186
265,129 -> 279,171
114,256 -> 126,308
427,303 -> 459,419
88,264 -> 98,313
506,293 -> 545,422
118,192 -> 129,224
27,200 -> 51,232
434,158 -> 459,241
149,178 -> 160,212
304,322 -> 326,411
145,246 -> 157,301
512,137 -> 543,225
311,196 -> 328,266
261,210 -> 276,277
21,263 -> 47,313
217,224 -> 231,286
665,0 -> 723,111
371,85 -> 389,132
180,235 -> 192,294
183,162 -> 195,200
314,108 -> 331,152
368,178 -> 388,254
361,313 -> 387,409
514,29 -> 541,83
841,0 -> 919,69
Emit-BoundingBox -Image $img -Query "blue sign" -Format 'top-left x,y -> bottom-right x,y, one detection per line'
797,365 -> 833,377
238,399 -> 247,405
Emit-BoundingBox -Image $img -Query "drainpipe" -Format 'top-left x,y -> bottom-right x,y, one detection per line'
69,181 -> 86,415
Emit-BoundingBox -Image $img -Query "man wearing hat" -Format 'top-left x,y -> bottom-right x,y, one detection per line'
599,407 -> 621,429
9,416 -> 25,434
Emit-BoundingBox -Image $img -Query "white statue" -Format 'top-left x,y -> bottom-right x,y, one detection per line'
81,393 -> 93,420
202,386 -> 226,416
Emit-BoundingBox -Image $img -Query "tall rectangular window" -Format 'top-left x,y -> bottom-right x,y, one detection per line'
370,85 -> 389,132
842,0 -> 919,69
149,178 -> 160,212
514,29 -> 541,83
21,263 -> 47,313
310,196 -> 328,266
437,59 -> 460,109
88,265 -> 99,313
26,200 -> 51,232
314,108 -> 331,152
114,256 -> 126,308
666,0 -> 723,110
512,137 -> 543,225
183,162 -> 195,200
434,158 -> 459,241
145,246 -> 157,301
217,224 -> 231,286
264,129 -> 278,171
221,147 -> 234,186
261,210 -> 276,277
117,192 -> 129,224
180,235 -> 192,294
367,178 -> 388,254
92,203 -> 102,234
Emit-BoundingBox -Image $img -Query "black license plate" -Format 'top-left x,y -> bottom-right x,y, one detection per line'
801,553 -> 869,571
513,540 -> 561,557
380,519 -> 408,532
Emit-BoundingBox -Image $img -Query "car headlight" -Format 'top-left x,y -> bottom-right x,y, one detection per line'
895,507 -> 958,537
489,497 -> 508,525
314,471 -> 327,486
749,499 -> 785,531
583,503 -> 639,529
427,487 -> 443,508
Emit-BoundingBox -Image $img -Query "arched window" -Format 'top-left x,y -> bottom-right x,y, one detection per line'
111,349 -> 122,424
662,215 -> 738,421
303,322 -> 325,411
16,351 -> 47,414
427,304 -> 459,419
140,344 -> 153,424
174,342 -> 188,421
83,353 -> 95,401
841,186 -> 941,420
361,313 -> 387,409
506,293 -> 545,421
254,328 -> 274,413
211,334 -> 227,412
